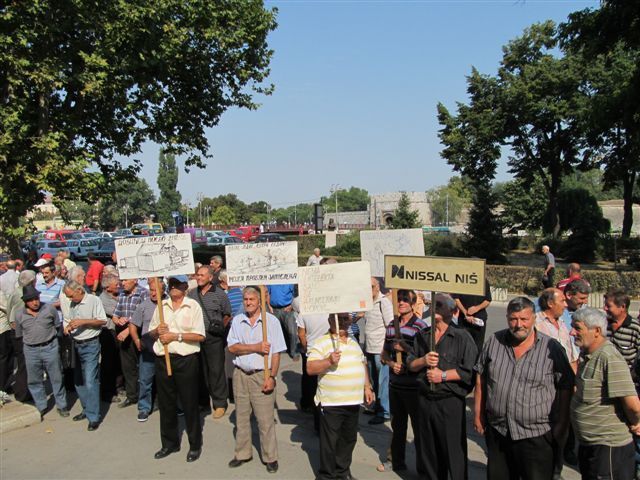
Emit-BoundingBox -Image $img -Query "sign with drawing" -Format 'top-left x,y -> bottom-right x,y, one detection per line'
360,229 -> 425,277
298,261 -> 373,315
225,241 -> 299,286
115,234 -> 195,280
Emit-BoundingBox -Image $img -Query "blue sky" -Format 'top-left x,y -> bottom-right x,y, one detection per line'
135,0 -> 598,208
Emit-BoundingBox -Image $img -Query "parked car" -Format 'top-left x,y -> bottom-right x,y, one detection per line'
36,240 -> 67,258
65,239 -> 99,260
131,223 -> 163,235
228,225 -> 260,242
254,233 -> 287,243
71,232 -> 100,240
206,230 -> 231,239
98,232 -> 123,239
43,229 -> 77,241
116,228 -> 133,236
206,236 -> 244,246
92,239 -> 117,263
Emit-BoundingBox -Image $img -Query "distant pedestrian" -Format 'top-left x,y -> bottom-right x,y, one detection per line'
306,248 -> 323,266
542,245 -> 556,288
556,263 -> 588,292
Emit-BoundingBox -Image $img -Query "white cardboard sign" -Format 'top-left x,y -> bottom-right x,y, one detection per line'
225,241 -> 299,286
360,229 -> 425,277
115,233 -> 195,280
298,261 -> 372,315
325,231 -> 337,248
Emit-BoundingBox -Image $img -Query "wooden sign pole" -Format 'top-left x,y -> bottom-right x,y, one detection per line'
155,278 -> 172,376
391,290 -> 402,365
333,314 -> 341,353
259,285 -> 270,382
430,290 -> 436,391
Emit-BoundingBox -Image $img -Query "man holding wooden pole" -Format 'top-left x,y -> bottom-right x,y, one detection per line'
227,286 -> 286,474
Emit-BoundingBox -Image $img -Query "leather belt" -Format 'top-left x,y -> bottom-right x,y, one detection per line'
26,337 -> 55,348
236,366 -> 264,375
74,336 -> 99,345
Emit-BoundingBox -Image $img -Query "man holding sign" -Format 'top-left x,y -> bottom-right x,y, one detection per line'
227,287 -> 286,474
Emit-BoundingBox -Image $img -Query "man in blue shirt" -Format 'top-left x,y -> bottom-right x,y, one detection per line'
267,284 -> 298,360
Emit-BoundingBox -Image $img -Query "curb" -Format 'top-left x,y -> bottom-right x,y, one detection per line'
0,401 -> 42,434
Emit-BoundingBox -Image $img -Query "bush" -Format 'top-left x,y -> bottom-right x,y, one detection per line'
322,231 -> 361,257
424,234 -> 465,257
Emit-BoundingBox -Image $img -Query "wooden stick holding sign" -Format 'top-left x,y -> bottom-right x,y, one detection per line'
259,285 -> 270,382
333,314 -> 341,353
430,290 -> 436,391
154,278 -> 172,376
391,289 -> 402,365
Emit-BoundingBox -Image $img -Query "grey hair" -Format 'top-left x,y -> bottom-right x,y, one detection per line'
101,274 -> 119,288
64,279 -> 85,292
210,255 -> 223,264
572,307 -> 607,333
243,286 -> 261,300
18,270 -> 36,287
218,270 -> 228,282
68,266 -> 85,283
6,260 -> 16,270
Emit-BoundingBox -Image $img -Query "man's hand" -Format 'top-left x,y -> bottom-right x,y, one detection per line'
63,325 -> 72,335
262,376 -> 276,394
116,329 -> 130,342
467,306 -> 478,316
157,324 -> 169,336
630,423 -> 640,435
159,332 -> 176,345
465,315 -> 476,325
283,305 -> 293,312
391,361 -> 405,375
427,367 -> 444,384
113,316 -> 127,327
425,352 -> 439,368
328,351 -> 341,366
392,340 -> 406,352
133,337 -> 142,352
474,415 -> 485,436
68,319 -> 82,330
256,341 -> 271,355
364,386 -> 375,405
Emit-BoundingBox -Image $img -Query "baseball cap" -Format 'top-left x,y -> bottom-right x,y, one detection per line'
34,258 -> 50,268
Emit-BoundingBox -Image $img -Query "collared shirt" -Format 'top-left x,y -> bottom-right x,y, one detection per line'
364,293 -> 394,354
475,329 -> 574,441
607,314 -> 640,372
188,283 -> 231,331
410,324 -> 477,399
267,284 -> 294,308
131,297 -> 161,352
227,287 -> 244,318
15,304 -> 59,345
149,296 -> 205,356
62,293 -> 106,341
227,312 -> 286,372
544,252 -> 555,269
535,311 -> 579,364
99,291 -> 119,330
114,286 -> 149,322
309,333 -> 365,407
7,289 -> 24,327
306,255 -> 323,266
0,269 -> 19,297
35,277 -> 64,306
383,315 -> 428,389
572,341 -> 637,447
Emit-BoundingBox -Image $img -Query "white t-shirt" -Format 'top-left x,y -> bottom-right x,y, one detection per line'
363,293 -> 393,354
296,313 -> 329,353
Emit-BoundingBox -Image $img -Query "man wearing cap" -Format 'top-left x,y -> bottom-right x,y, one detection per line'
14,286 -> 69,417
62,280 -> 107,431
148,275 -> 206,463
227,286 -> 287,473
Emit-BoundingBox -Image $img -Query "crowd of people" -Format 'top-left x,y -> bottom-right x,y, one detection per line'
1,248 -> 640,480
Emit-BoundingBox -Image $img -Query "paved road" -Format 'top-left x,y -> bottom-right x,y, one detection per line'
1,302 -> 580,480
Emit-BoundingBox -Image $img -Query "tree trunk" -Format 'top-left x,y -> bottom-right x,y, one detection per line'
622,171 -> 635,238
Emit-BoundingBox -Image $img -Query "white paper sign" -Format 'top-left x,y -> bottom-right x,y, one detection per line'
360,229 -> 425,277
115,233 -> 195,280
298,261 -> 372,315
225,241 -> 299,286
325,231 -> 337,248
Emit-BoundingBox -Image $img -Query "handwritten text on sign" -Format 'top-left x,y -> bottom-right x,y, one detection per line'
298,261 -> 373,315
225,241 -> 298,286
115,233 -> 194,280
360,229 -> 425,277
384,255 -> 486,296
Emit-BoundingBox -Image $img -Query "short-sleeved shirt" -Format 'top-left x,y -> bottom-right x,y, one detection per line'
0,291 -> 9,335
267,284 -> 295,308
0,269 -> 19,297
383,315 -> 428,390
453,279 -> 492,322
475,329 -> 575,441
306,255 -> 323,266
544,252 -> 556,270
296,313 -> 329,353
227,312 -> 286,372
607,315 -> 640,373
14,304 -> 58,346
535,311 -> 579,364
149,297 -> 205,356
85,260 -> 104,288
188,284 -> 231,331
308,333 -> 366,407
99,291 -> 119,330
130,297 -> 161,352
571,341 -> 637,447
410,323 -> 477,399
364,293 -> 394,354
227,288 -> 244,318
62,293 -> 107,341
113,286 -> 149,322
35,277 -> 64,305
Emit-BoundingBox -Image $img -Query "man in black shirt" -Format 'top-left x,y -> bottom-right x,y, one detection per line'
453,278 -> 491,353
408,294 -> 477,480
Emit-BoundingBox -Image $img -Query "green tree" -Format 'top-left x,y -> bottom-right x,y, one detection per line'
0,1 -> 277,254
427,177 -> 471,226
98,177 -> 156,230
211,205 -> 237,226
462,184 -> 506,263
156,150 -> 181,225
499,176 -> 547,233
208,194 -> 249,223
390,192 -> 420,229
321,187 -> 369,213
55,199 -> 96,229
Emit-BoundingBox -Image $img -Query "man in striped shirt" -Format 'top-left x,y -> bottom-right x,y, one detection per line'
604,288 -> 640,383
570,307 -> 640,479
474,296 -> 574,479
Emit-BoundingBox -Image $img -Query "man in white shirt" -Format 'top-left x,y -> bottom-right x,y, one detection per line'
306,248 -> 323,267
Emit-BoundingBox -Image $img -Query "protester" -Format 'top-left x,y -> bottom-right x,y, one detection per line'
209,255 -> 223,285
62,280 -> 107,431
227,286 -> 286,473
307,312 -> 375,480
267,283 -> 299,360
0,260 -> 19,297
98,274 -> 121,402
556,263 -> 588,292
453,278 -> 492,352
363,276 -> 393,424
474,296 -> 574,479
604,288 -> 640,376
13,286 -> 68,418
542,245 -> 556,288
218,270 -> 243,317
35,262 -> 64,309
570,307 -> 640,480
408,294 -> 477,479
306,248 -> 323,266
0,290 -> 9,394
85,253 -> 104,294
149,275 -> 205,462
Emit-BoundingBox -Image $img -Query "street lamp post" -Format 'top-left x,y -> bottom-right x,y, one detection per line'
123,205 -> 129,228
330,184 -> 341,230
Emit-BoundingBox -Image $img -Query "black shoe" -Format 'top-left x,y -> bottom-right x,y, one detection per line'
137,411 -> 149,422
368,416 -> 387,425
266,461 -> 278,473
118,398 -> 136,409
154,447 -> 180,459
73,412 -> 86,422
87,422 -> 100,431
228,457 -> 252,468
57,408 -> 70,418
186,449 -> 201,462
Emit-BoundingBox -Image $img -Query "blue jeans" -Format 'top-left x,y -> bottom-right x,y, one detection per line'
138,349 -> 155,414
74,337 -> 101,423
366,353 -> 389,418
23,340 -> 67,412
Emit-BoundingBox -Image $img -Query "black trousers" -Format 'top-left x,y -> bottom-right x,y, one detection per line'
99,328 -> 121,400
118,326 -> 139,402
0,330 -> 14,392
199,334 -> 227,410
578,442 -> 635,480
543,269 -> 555,289
317,405 -> 359,480
155,353 -> 202,451
300,354 -> 318,409
390,386 -> 424,473
419,394 -> 467,480
10,332 -> 31,402
486,426 -> 555,480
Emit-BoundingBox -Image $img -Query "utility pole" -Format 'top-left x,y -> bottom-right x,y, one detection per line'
330,184 -> 341,230
123,205 -> 129,228
446,192 -> 449,227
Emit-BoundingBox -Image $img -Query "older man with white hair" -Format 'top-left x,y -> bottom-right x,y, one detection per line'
306,248 -> 323,266
0,260 -> 19,296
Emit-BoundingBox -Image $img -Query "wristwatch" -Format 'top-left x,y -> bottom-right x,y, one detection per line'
178,333 -> 183,343
441,370 -> 447,382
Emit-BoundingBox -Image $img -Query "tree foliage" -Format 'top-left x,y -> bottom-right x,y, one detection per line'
0,0 -> 277,253
462,184 -> 506,263
156,150 -> 181,225
427,176 -> 472,226
321,187 -> 369,213
98,178 -> 156,230
390,192 -> 420,229
211,205 -> 237,226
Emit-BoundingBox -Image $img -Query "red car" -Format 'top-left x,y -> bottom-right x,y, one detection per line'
227,225 -> 260,243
